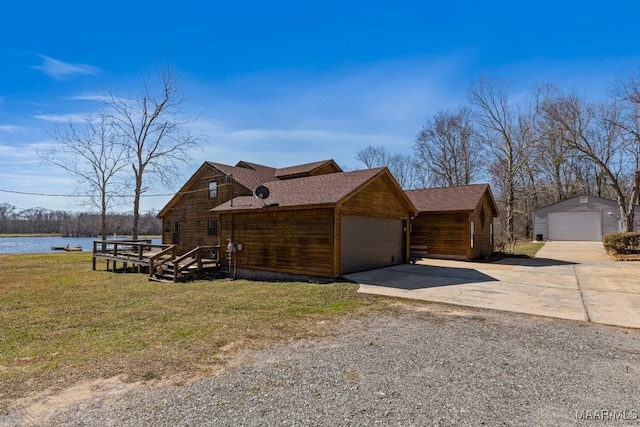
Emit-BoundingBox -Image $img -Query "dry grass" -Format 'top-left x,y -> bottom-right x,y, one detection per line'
0,252 -> 392,411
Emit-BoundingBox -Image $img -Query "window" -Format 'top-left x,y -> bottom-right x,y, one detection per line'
580,196 -> 588,204
209,181 -> 218,198
470,221 -> 475,248
490,222 -> 494,246
172,221 -> 180,244
207,219 -> 217,235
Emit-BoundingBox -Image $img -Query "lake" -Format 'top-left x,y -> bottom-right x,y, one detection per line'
0,236 -> 162,254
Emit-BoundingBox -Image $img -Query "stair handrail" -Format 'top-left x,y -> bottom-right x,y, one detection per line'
148,245 -> 177,279
171,246 -> 219,282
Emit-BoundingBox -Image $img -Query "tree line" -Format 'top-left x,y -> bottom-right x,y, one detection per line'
0,203 -> 161,236
357,69 -> 640,243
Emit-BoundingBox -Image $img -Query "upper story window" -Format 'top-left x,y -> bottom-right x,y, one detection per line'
209,181 -> 218,198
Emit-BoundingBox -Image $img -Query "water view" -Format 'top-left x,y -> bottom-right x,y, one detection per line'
0,236 -> 162,254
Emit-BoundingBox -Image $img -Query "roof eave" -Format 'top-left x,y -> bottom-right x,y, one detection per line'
158,162 -> 212,218
415,209 -> 474,215
211,202 -> 338,214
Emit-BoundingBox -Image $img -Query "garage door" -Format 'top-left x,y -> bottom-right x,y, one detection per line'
341,216 -> 404,274
548,211 -> 602,241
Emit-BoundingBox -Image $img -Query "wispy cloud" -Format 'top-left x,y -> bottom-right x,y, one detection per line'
31,113 -> 90,123
193,117 -> 409,169
187,55 -> 473,168
0,125 -> 24,132
69,93 -> 111,102
32,55 -> 100,80
0,139 -> 75,190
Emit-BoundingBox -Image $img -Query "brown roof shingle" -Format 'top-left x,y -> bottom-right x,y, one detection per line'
275,159 -> 341,178
208,159 -> 343,190
212,168 -> 386,211
234,161 -> 277,174
405,184 -> 495,213
159,159 -> 347,218
206,161 -> 279,191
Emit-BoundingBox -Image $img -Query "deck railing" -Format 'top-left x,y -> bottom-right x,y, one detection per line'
92,240 -> 219,282
92,240 -> 174,271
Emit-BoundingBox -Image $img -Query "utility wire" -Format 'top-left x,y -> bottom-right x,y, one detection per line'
0,187 -> 209,198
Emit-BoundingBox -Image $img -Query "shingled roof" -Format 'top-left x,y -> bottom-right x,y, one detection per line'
212,167 -> 414,212
207,161 -> 278,191
234,161 -> 277,175
405,184 -> 497,215
158,158 -> 350,218
275,159 -> 342,179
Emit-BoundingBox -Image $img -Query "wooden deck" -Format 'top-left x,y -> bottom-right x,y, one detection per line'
92,240 -> 220,282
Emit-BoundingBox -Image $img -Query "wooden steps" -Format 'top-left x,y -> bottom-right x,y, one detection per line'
148,246 -> 220,283
93,241 -> 220,283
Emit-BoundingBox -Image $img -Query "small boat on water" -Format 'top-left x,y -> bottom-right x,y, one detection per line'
51,245 -> 83,251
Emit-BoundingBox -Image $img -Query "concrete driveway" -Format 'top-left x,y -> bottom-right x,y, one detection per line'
345,241 -> 640,329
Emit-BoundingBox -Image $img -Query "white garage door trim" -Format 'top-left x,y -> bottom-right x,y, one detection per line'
341,216 -> 403,274
548,211 -> 602,241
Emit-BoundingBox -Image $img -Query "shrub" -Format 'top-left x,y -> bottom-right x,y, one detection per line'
602,232 -> 640,254
494,239 -> 507,253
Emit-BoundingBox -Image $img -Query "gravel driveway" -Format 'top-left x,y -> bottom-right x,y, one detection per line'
6,305 -> 640,426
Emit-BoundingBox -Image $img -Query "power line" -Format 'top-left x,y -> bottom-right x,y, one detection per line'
0,189 -> 88,197
0,187 -> 208,198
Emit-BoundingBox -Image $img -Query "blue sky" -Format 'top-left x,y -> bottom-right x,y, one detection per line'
1,0 -> 639,212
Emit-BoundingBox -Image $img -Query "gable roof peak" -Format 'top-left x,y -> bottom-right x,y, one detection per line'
275,159 -> 342,178
235,160 -> 276,173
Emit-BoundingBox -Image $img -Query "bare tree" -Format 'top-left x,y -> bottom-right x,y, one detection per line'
542,92 -> 638,230
106,66 -> 201,239
414,107 -> 483,187
386,153 -> 423,189
355,145 -> 423,189
39,114 -> 129,240
535,110 -> 593,202
469,78 -> 544,243
611,67 -> 640,227
355,145 -> 388,168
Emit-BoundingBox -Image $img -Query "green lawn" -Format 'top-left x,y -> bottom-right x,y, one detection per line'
0,252 -> 391,410
506,241 -> 545,257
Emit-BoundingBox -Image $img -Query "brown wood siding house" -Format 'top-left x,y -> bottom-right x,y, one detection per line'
212,168 -> 417,281
157,159 -> 342,254
406,184 -> 498,260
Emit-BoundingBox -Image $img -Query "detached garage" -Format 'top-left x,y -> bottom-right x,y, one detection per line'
533,196 -> 640,241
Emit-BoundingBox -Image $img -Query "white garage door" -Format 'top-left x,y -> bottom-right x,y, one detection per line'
548,211 -> 602,241
341,216 -> 404,274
